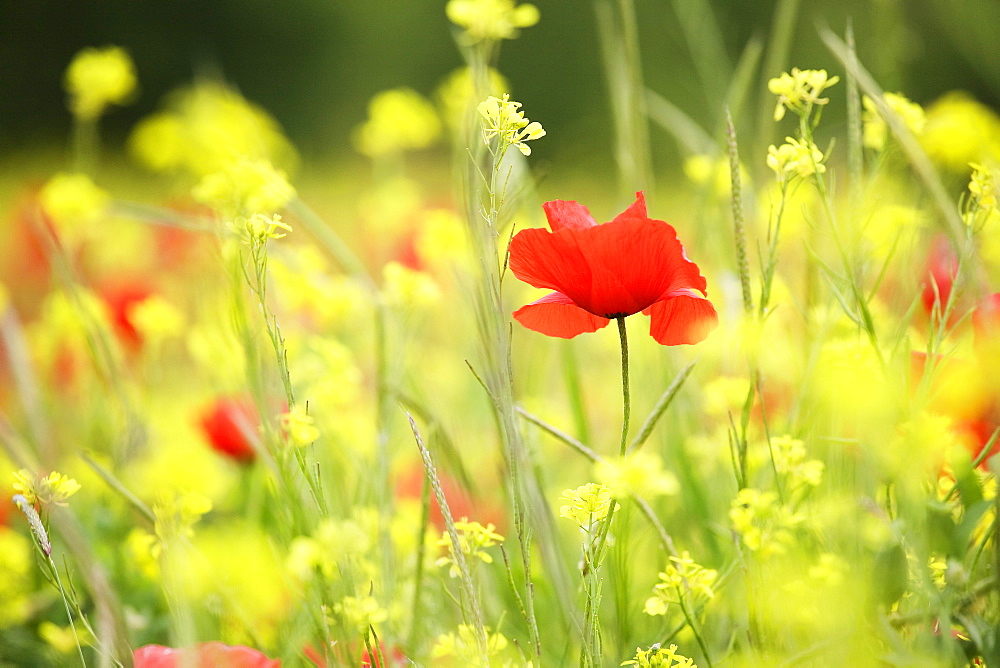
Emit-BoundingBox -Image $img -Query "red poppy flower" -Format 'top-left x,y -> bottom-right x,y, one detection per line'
133,642 -> 281,667
198,396 -> 261,463
508,192 -> 718,345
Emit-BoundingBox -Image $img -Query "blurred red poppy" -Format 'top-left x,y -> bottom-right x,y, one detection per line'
361,645 -> 408,667
133,642 -> 281,667
198,396 -> 261,463
921,234 -> 959,316
395,466 -> 504,533
508,192 -> 718,345
99,280 -> 153,351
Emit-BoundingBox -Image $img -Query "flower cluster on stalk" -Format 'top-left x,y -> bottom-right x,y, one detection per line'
478,93 -> 545,156
767,68 -> 839,122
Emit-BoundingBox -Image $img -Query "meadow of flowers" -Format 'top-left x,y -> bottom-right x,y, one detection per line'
2,1 -> 1000,667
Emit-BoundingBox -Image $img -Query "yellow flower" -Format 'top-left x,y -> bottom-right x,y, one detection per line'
128,294 -> 185,347
64,45 -> 137,120
446,0 -> 539,42
12,469 -> 82,507
332,595 -> 388,633
153,490 -> 212,544
431,624 -> 511,664
766,137 -> 826,179
559,482 -> 618,529
414,208 -> 473,273
39,621 -> 93,654
436,517 -> 504,578
643,551 -> 718,616
920,91 -> 1000,171
128,80 -> 298,178
862,92 -> 926,150
967,162 -> 999,230
125,528 -> 161,579
279,405 -> 320,447
478,93 -> 545,156
0,527 -> 32,627
594,451 -> 679,499
353,88 -> 441,157
233,213 -> 293,244
729,488 -> 803,557
193,158 -> 295,218
436,67 -> 510,134
382,261 -> 442,308
39,173 -> 110,244
622,643 -> 698,668
769,435 -> 825,490
767,68 -> 839,122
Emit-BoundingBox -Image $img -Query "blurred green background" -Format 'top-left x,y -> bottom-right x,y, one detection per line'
4,0 -> 999,175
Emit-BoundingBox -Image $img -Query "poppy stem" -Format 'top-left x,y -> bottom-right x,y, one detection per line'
617,317 -> 630,457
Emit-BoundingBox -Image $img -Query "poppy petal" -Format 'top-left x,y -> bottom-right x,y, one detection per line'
542,200 -> 598,232
646,289 -> 719,345
513,291 -> 611,338
611,191 -> 647,222
509,218 -> 707,318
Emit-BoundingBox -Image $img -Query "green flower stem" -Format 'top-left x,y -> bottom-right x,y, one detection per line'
617,317 -> 630,457
676,589 -> 714,668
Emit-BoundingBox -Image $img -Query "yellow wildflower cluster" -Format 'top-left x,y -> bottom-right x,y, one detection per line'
766,137 -> 826,179
279,405 -> 320,447
232,213 -> 293,245
64,45 -> 137,120
153,490 -> 212,544
862,92 -> 926,150
966,162 -> 999,230
12,469 -> 81,507
332,595 -> 388,633
622,643 -> 698,668
353,88 -> 441,157
287,517 -> 371,581
729,488 -> 803,557
769,435 -> 824,491
431,624 -> 514,666
767,68 -> 839,122
479,94 -> 546,156
559,482 -> 619,529
643,551 -> 718,616
193,158 -> 296,218
128,81 -> 298,178
969,162 -> 998,210
436,518 -> 504,578
446,0 -> 539,43
594,451 -> 679,499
